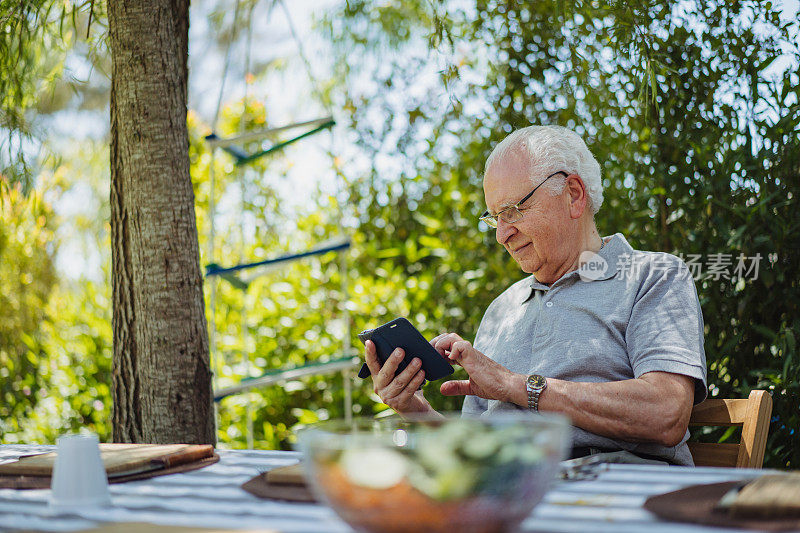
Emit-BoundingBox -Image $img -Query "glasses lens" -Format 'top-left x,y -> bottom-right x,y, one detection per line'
499,207 -> 523,225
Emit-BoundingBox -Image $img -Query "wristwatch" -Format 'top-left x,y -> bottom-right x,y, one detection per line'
526,374 -> 547,411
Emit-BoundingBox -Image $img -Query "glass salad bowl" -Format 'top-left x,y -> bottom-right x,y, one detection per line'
295,412 -> 570,533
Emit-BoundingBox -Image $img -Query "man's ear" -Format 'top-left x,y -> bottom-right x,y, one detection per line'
566,174 -> 588,220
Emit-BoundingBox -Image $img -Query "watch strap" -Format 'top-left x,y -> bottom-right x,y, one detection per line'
526,374 -> 547,411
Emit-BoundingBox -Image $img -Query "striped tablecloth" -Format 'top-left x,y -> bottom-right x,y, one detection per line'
0,445 -> 764,532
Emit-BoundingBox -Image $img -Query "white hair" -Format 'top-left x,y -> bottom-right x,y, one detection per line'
484,125 -> 603,214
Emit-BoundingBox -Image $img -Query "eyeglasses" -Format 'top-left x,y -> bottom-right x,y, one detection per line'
479,171 -> 568,228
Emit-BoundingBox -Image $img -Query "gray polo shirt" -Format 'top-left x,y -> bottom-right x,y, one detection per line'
463,233 -> 707,466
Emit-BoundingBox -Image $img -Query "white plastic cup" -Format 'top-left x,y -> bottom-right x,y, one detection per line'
49,433 -> 112,509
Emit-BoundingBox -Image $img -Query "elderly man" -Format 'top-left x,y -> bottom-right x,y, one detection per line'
364,125 -> 707,466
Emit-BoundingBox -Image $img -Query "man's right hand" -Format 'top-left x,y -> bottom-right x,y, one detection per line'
364,340 -> 435,415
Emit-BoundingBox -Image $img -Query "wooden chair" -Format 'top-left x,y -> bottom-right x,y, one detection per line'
688,389 -> 773,468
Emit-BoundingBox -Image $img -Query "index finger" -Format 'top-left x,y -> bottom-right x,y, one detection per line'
430,333 -> 448,354
434,332 -> 462,354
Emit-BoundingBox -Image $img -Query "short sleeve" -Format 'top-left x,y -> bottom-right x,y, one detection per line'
625,257 -> 708,403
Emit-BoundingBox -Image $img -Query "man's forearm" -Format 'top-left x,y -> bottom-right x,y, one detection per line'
504,372 -> 694,447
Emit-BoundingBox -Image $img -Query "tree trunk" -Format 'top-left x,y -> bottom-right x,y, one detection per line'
108,0 -> 214,444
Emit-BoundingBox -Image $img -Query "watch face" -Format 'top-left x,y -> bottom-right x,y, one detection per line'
528,374 -> 546,389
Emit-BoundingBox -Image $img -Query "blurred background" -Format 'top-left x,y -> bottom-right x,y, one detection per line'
1,0 -> 798,469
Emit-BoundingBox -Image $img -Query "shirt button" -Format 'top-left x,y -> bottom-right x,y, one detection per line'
545,302 -> 553,308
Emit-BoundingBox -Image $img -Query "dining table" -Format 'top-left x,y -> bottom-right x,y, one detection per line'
0,444 -> 771,532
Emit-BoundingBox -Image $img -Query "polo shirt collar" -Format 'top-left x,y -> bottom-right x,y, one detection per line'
522,233 -> 633,303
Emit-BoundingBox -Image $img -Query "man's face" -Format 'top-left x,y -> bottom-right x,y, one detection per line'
483,156 -> 577,281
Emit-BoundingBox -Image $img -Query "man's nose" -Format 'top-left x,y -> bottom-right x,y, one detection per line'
495,218 -> 516,245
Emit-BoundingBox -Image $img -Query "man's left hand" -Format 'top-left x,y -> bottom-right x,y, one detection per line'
430,332 -> 518,402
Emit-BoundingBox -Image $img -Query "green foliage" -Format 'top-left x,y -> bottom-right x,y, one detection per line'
0,181 -> 57,437
189,102 -> 374,448
0,140 -> 113,444
17,278 -> 114,443
321,0 -> 800,467
0,0 -> 104,187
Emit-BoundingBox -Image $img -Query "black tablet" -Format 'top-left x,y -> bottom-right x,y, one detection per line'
356,317 -> 454,381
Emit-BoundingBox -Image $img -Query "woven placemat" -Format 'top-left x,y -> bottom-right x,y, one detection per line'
644,481 -> 800,531
240,472 -> 316,503
0,453 -> 220,490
